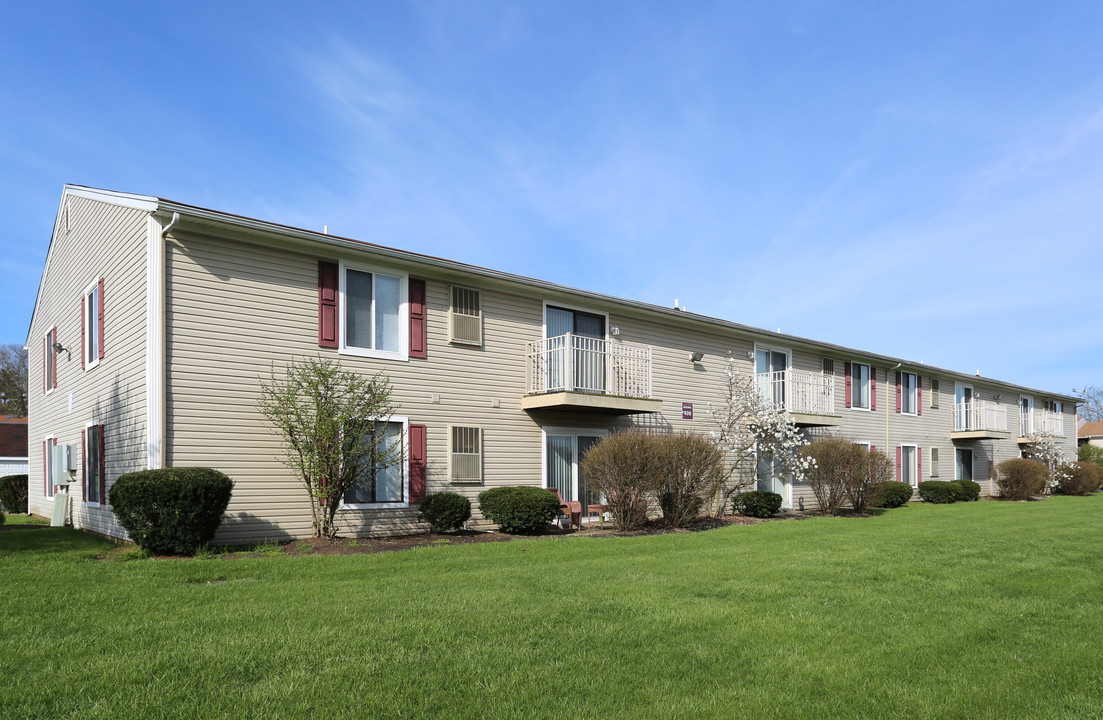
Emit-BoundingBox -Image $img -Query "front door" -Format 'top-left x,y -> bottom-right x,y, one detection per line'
545,430 -> 605,507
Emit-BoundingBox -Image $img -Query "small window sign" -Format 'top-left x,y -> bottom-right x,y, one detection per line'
682,402 -> 693,420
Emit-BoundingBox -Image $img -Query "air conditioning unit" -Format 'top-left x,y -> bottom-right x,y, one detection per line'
51,444 -> 74,485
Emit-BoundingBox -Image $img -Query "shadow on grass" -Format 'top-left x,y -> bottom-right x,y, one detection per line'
0,525 -> 114,555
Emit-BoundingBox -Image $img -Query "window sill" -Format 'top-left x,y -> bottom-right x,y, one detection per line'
340,502 -> 410,510
339,346 -> 408,362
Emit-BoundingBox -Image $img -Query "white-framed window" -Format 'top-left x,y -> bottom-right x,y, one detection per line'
901,372 -> 917,414
449,286 -> 482,346
83,280 -> 102,370
850,362 -> 871,410
44,327 -> 57,393
342,417 -> 408,508
931,447 -> 940,478
900,444 -> 918,487
449,425 -> 483,483
84,422 -> 104,506
955,448 -> 973,482
930,378 -> 939,408
339,261 -> 408,360
43,436 -> 56,498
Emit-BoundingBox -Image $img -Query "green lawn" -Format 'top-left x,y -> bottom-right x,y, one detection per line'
2,497 -> 1102,719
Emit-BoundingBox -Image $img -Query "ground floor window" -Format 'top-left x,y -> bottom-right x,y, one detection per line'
956,448 -> 973,482
43,437 -> 56,498
343,420 -> 406,506
84,424 -> 104,505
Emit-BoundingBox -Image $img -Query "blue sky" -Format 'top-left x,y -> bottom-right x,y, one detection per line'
2,1 -> 1101,396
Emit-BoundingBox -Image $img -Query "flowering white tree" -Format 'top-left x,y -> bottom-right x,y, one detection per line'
1021,432 -> 1070,491
707,353 -> 812,513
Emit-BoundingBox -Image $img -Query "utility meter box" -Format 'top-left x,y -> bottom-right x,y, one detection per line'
51,444 -> 73,484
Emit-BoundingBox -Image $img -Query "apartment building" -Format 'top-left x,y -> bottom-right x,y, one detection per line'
27,186 -> 1079,542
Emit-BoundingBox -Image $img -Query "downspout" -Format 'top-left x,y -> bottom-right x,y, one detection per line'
887,362 -> 902,454
147,211 -> 178,469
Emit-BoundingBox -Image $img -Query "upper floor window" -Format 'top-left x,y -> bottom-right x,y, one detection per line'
900,372 -> 917,414
82,279 -> 104,370
340,263 -> 408,360
44,327 -> 58,393
930,378 -> 940,408
848,362 -> 871,410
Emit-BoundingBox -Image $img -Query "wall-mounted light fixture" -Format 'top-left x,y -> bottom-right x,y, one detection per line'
994,393 -> 1002,402
610,326 -> 621,336
746,350 -> 755,360
689,351 -> 704,363
51,342 -> 70,354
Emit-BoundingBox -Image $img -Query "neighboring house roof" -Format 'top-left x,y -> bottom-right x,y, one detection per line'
0,416 -> 28,457
1078,420 -> 1103,439
29,184 -> 1082,405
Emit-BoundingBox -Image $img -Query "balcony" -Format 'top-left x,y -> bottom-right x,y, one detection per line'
951,400 -> 1010,440
1018,410 -> 1065,440
522,334 -> 662,414
755,369 -> 840,426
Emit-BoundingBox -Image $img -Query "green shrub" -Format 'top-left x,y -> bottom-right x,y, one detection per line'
996,458 -> 1048,500
870,481 -> 914,509
918,481 -> 958,504
109,468 -> 234,555
0,508 -> 5,526
477,486 -> 561,534
1053,461 -> 1101,496
955,479 -> 981,502
418,492 -> 472,532
733,491 -> 782,518
1078,442 -> 1103,471
0,474 -> 28,514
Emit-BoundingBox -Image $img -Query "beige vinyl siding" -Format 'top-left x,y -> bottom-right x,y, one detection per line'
165,230 -> 549,542
26,195 -> 149,538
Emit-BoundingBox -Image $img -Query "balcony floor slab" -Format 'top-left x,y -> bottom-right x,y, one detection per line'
951,430 -> 1012,441
521,392 -> 663,415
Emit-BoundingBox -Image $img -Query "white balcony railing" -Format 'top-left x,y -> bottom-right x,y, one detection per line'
954,400 -> 1008,433
527,334 -> 652,398
1022,410 -> 1064,437
755,369 -> 835,416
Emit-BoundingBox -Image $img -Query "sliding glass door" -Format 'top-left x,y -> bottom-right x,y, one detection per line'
545,429 -> 606,507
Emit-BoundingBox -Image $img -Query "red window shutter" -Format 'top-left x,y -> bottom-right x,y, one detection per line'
917,376 -> 923,416
97,278 -> 105,360
870,367 -> 877,411
81,429 -> 87,501
81,296 -> 86,370
917,447 -> 923,482
844,362 -> 852,408
896,446 -> 902,482
409,278 -> 427,359
318,261 -> 339,348
99,425 -> 106,503
895,371 -> 902,413
871,444 -> 877,453
409,423 -> 427,503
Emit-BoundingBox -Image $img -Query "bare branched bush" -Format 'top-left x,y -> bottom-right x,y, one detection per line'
655,433 -> 725,527
802,437 -> 865,515
849,448 -> 895,513
580,430 -> 663,531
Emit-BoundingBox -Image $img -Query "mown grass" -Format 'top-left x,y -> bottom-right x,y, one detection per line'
2,496 -> 1102,719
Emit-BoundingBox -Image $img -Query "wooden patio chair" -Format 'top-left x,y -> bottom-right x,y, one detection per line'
547,487 -> 583,531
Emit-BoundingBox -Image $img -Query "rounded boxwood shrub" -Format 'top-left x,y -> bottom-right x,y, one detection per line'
109,467 -> 233,555
996,458 -> 1048,500
954,479 -> 981,502
1053,461 -> 1101,496
418,492 -> 472,532
918,481 -> 958,504
870,481 -> 914,508
0,474 -> 28,514
733,491 -> 782,518
477,486 -> 561,534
